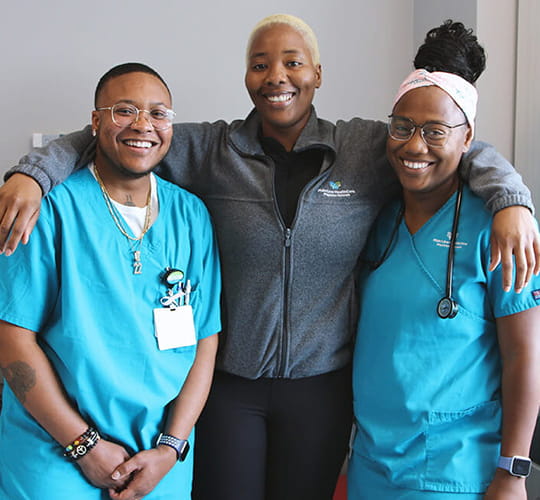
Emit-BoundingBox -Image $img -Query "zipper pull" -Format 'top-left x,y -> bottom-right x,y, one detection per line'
284,228 -> 292,247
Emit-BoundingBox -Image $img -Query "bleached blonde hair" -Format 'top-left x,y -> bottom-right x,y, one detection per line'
246,14 -> 321,67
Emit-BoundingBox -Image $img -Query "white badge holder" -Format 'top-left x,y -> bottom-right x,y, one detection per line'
153,305 -> 196,350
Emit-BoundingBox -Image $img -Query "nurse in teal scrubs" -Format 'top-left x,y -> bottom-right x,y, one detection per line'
348,21 -> 540,499
0,64 -> 221,499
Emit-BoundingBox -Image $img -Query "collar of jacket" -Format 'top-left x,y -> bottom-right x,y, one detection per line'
228,105 -> 337,157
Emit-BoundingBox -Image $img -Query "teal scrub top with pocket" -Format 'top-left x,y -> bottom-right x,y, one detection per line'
0,168 -> 222,499
349,185 -> 540,497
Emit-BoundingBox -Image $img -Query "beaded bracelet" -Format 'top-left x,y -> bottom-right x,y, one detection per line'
63,427 -> 101,461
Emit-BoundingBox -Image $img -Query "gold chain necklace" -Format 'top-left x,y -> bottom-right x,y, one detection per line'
94,166 -> 152,275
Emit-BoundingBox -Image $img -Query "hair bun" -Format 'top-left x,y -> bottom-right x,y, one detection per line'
414,20 -> 486,84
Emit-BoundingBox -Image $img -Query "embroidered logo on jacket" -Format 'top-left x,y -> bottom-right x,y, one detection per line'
317,180 -> 356,198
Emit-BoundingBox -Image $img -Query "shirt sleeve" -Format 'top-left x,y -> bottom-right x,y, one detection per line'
0,199 -> 59,332
6,122 -> 220,196
461,140 -> 534,214
5,126 -> 95,194
189,199 -> 222,340
486,219 -> 540,317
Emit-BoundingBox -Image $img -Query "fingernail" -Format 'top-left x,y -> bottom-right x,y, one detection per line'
112,471 -> 120,480
4,249 -> 12,257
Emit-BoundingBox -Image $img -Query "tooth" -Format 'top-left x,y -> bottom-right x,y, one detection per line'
125,140 -> 152,148
268,93 -> 292,102
404,161 -> 428,169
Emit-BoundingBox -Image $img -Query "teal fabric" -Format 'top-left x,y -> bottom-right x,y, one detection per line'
0,168 -> 221,499
348,451 -> 483,499
349,185 -> 540,496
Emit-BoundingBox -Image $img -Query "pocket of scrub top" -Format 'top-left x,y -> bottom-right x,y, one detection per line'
425,399 -> 501,492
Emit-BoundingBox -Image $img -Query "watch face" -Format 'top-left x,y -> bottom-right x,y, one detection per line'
179,440 -> 190,461
512,458 -> 532,476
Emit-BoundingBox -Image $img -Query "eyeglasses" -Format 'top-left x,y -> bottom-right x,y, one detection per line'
387,115 -> 468,148
96,103 -> 176,130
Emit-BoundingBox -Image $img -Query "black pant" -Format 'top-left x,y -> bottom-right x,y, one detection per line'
192,367 -> 353,500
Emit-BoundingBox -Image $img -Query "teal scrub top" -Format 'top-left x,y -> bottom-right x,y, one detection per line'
0,168 -> 222,499
349,186 -> 540,497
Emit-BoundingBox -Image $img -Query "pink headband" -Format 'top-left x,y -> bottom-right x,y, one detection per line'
393,69 -> 478,135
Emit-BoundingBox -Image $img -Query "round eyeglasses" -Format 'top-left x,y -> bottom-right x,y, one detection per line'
96,103 -> 176,131
388,115 -> 468,148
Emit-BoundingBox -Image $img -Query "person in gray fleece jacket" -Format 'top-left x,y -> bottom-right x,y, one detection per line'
0,13 -> 539,500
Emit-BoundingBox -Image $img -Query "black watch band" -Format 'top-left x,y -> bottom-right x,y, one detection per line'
156,433 -> 190,462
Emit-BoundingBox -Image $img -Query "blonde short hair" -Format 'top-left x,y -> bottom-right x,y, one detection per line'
246,14 -> 320,66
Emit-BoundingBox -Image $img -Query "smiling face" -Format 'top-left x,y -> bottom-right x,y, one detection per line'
245,23 -> 322,149
386,86 -> 473,202
92,72 -> 173,179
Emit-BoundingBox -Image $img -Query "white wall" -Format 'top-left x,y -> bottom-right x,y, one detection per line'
413,0 -> 477,49
0,0 -> 413,180
514,0 -> 540,206
476,0 -> 517,163
2,0 -> 536,206
412,0 -> 517,162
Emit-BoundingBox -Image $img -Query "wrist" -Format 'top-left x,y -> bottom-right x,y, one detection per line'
63,427 -> 101,461
156,443 -> 179,463
155,433 -> 189,462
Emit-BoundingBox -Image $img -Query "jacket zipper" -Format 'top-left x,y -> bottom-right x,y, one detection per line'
277,227 -> 292,377
273,148 -> 333,377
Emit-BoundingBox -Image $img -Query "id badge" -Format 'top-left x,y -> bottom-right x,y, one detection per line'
153,305 -> 196,350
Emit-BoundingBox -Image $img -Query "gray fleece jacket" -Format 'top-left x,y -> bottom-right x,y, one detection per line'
9,107 -> 533,378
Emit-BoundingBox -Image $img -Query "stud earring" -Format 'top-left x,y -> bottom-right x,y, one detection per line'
92,129 -> 97,137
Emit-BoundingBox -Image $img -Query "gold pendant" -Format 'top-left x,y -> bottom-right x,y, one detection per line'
133,250 -> 142,275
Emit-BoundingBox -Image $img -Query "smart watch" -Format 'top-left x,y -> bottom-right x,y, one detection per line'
156,433 -> 190,462
497,455 -> 532,478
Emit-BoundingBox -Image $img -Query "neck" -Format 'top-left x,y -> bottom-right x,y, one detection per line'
94,163 -> 151,208
260,128 -> 299,152
402,177 -> 459,234
260,113 -> 311,152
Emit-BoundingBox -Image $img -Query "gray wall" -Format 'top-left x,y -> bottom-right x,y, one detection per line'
515,0 -> 540,207
1,0 -> 536,206
0,0 -> 413,178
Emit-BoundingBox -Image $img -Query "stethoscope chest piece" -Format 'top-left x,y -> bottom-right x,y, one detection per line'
437,296 -> 458,319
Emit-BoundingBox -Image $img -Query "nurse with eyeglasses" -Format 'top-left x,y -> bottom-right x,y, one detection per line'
349,21 -> 540,500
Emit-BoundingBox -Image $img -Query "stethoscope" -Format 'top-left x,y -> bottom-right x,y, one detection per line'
366,181 -> 463,319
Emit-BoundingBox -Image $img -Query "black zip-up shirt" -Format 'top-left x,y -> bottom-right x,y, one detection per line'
261,135 -> 324,228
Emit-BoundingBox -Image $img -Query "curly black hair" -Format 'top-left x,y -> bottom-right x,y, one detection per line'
414,20 -> 486,84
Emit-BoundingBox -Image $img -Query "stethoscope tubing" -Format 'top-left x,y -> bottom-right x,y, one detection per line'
366,180 -> 463,319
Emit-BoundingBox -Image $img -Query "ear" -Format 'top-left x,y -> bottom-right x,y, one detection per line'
315,64 -> 322,89
91,110 -> 100,137
462,124 -> 474,152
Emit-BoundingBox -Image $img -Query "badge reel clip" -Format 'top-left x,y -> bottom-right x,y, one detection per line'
160,268 -> 188,309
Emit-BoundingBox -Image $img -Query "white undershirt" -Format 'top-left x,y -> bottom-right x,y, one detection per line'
89,164 -> 159,238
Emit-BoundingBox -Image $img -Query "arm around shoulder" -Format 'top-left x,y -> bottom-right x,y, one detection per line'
0,173 -> 43,255
0,126 -> 94,255
462,140 -> 533,213
461,140 -> 540,291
